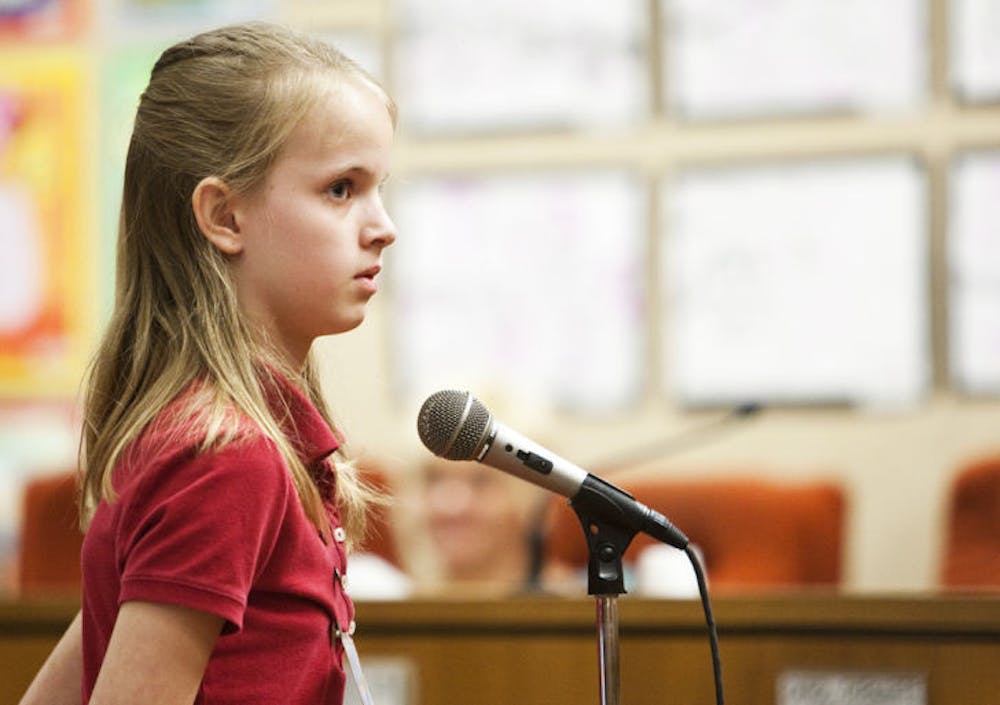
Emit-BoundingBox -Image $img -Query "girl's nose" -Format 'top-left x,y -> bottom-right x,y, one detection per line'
363,196 -> 396,248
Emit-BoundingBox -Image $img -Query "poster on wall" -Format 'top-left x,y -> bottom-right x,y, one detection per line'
949,151 -> 1000,394
393,0 -> 649,134
0,0 -> 86,40
662,0 -> 927,119
389,170 -> 647,412
950,0 -> 1000,103
0,50 -> 94,397
662,156 -> 929,409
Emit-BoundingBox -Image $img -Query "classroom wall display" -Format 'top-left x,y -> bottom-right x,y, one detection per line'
950,0 -> 1000,102
948,151 -> 1000,393
388,170 -> 647,412
662,0 -> 927,120
392,0 -> 650,134
0,0 -> 86,41
662,156 -> 930,408
0,50 -> 95,397
95,0 -> 274,37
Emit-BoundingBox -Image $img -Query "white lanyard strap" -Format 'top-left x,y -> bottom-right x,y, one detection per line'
341,630 -> 376,705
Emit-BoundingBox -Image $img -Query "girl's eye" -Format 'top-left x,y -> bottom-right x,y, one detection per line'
328,180 -> 352,199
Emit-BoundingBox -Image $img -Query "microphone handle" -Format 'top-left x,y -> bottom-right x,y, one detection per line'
479,421 -> 588,498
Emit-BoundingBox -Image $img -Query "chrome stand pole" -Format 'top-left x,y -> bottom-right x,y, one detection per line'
596,595 -> 621,705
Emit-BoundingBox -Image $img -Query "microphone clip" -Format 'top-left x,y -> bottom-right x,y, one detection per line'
569,482 -> 640,596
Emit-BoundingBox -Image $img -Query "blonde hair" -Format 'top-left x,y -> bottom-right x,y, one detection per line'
80,22 -> 395,545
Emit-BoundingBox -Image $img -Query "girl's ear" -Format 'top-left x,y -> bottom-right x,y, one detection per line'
192,176 -> 243,255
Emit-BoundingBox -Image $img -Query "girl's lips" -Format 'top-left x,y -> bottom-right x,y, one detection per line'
355,265 -> 382,294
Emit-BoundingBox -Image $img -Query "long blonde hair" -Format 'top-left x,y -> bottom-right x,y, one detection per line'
80,22 -> 395,544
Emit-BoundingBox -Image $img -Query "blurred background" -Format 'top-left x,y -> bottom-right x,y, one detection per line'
2,0 -> 1000,598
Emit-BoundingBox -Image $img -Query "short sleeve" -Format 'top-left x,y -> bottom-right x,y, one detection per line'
115,437 -> 292,632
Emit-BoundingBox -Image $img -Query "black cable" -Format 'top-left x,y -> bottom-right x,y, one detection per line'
685,544 -> 725,705
591,402 -> 762,473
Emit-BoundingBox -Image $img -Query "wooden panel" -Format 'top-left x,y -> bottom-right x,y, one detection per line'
3,595 -> 1000,705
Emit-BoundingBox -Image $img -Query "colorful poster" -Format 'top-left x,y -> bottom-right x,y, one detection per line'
0,50 -> 94,397
0,0 -> 86,40
98,0 -> 274,36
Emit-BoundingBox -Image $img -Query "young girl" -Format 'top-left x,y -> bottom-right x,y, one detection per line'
19,21 -> 396,705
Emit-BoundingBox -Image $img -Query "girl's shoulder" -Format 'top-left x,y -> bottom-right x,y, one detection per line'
115,405 -> 291,514
126,383 -> 278,475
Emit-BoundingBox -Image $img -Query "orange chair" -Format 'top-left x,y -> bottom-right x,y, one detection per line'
940,456 -> 1000,589
355,464 -> 402,568
18,471 -> 83,596
17,465 -> 403,597
543,476 -> 845,591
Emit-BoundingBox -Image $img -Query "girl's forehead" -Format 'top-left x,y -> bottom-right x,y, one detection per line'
304,78 -> 391,136
278,78 -> 393,167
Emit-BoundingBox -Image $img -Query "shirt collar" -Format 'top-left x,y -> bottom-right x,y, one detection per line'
262,371 -> 340,466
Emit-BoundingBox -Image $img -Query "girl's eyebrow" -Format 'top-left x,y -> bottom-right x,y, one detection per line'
326,164 -> 391,184
327,164 -> 374,178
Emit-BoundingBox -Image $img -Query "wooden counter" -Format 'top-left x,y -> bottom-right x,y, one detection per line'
3,593 -> 999,705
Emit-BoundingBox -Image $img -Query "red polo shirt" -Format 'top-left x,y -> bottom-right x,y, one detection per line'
80,376 -> 355,704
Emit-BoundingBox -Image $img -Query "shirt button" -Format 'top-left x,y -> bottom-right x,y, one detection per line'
340,573 -> 350,593
333,527 -> 347,543
348,620 -> 356,636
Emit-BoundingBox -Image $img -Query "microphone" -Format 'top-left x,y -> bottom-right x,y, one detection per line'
417,389 -> 689,550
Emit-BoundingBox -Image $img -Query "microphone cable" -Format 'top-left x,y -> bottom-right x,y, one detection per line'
686,543 -> 724,705
590,402 -> 762,473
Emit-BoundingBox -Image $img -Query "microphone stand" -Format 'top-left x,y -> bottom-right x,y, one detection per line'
568,484 -> 641,705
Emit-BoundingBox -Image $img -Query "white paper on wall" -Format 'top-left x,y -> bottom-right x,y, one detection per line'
949,151 -> 1000,393
663,157 -> 929,408
392,0 -> 650,133
663,0 -> 927,119
389,170 -> 646,412
950,0 -> 1000,102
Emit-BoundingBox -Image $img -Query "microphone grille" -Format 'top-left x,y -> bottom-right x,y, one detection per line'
417,390 -> 492,460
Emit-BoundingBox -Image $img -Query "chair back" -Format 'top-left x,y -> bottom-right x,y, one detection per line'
19,471 -> 83,596
941,456 -> 1000,589
543,476 -> 845,589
